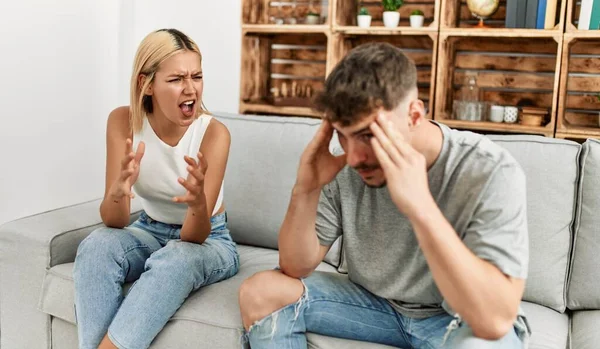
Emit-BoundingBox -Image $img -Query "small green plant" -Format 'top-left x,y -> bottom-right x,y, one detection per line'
382,0 -> 403,11
359,7 -> 370,16
307,10 -> 319,16
596,93 -> 600,102
411,9 -> 424,16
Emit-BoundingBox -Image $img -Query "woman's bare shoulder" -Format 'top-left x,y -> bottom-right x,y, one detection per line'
107,106 -> 131,138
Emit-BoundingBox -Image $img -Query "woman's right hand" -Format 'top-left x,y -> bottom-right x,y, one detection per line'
294,120 -> 347,195
108,138 -> 145,199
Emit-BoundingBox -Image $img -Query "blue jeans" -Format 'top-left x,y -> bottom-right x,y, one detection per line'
73,211 -> 239,349
246,271 -> 525,349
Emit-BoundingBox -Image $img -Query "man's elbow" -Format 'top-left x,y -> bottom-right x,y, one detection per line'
278,258 -> 314,279
472,315 -> 515,340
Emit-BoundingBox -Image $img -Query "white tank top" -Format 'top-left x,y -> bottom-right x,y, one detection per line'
132,115 -> 224,225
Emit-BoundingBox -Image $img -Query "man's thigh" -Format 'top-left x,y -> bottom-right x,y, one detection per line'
302,271 -> 411,348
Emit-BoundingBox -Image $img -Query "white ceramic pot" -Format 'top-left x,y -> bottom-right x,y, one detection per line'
383,11 -> 400,28
305,15 -> 320,25
357,15 -> 372,28
410,15 -> 424,28
504,106 -> 519,123
489,105 -> 505,123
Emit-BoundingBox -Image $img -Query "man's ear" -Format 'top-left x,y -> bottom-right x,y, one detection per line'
408,99 -> 426,130
139,74 -> 153,96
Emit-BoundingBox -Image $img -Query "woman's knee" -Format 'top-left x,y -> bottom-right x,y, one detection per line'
238,270 -> 304,321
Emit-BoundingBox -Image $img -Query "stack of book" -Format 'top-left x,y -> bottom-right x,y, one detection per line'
578,0 -> 600,30
505,0 -> 559,29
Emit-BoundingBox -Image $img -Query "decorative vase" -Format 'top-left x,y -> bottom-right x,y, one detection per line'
383,11 -> 400,28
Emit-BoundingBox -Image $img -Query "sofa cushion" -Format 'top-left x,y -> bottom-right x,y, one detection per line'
41,246 -> 566,349
215,113 -> 320,250
520,301 -> 569,349
571,310 -> 600,349
486,135 -> 580,313
215,113 -> 342,267
568,139 -> 600,310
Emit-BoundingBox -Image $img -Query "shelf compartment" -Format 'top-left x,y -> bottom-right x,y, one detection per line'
442,0 -> 565,32
330,33 -> 438,119
434,35 -> 561,135
335,0 -> 438,29
565,0 -> 600,32
243,0 -> 330,25
556,36 -> 600,136
240,32 -> 328,116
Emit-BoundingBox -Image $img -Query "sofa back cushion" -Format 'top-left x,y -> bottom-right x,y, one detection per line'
215,113 -> 320,249
568,139 -> 600,310
487,135 -> 580,312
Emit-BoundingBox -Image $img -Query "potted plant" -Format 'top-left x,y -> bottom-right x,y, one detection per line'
382,0 -> 403,28
305,10 -> 320,25
357,7 -> 372,28
410,9 -> 425,28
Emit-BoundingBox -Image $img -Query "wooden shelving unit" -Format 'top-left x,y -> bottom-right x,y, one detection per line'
239,0 -> 600,139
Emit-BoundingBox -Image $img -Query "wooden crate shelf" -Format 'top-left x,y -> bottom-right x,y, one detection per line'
336,0 -> 439,29
243,0 -> 331,25
242,24 -> 330,34
238,0 -> 600,140
556,36 -> 600,136
434,35 -> 561,136
442,0 -> 566,31
441,28 -> 563,38
333,26 -> 438,35
240,32 -> 328,116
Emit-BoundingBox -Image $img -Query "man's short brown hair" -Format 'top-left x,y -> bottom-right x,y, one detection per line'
314,42 -> 417,126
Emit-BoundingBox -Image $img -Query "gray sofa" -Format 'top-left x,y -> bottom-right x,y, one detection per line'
1,112 -> 599,349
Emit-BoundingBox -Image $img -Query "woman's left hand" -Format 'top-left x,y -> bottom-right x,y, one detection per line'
173,152 -> 208,211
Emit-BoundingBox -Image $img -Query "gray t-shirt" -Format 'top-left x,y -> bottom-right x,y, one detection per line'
316,121 -> 529,319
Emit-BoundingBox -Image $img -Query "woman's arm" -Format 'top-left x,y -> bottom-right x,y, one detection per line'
99,106 -> 142,228
178,119 -> 231,243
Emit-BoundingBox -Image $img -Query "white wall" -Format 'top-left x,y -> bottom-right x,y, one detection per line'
0,0 -> 121,226
0,1 -> 241,226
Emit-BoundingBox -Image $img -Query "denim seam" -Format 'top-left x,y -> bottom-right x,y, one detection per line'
117,244 -> 154,280
308,298 -> 399,317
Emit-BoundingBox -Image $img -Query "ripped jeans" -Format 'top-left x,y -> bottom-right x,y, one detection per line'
245,271 -> 525,349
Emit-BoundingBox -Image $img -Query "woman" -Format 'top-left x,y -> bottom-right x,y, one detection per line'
73,28 -> 239,349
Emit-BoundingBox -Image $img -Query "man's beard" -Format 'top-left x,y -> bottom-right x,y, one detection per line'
353,164 -> 386,188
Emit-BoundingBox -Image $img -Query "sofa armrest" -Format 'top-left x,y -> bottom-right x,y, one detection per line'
0,198 -> 141,349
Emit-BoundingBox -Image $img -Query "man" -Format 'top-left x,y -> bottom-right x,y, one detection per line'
238,42 -> 530,349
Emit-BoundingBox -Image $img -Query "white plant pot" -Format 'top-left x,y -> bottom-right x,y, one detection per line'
305,15 -> 320,25
357,15 -> 372,28
410,15 -> 424,28
383,11 -> 400,28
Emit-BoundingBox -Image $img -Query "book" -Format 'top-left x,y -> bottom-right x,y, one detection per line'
506,0 -> 519,28
590,0 -> 600,29
526,0 -> 540,28
579,0 -> 594,30
536,0 -> 547,29
544,0 -> 558,29
518,0 -> 528,27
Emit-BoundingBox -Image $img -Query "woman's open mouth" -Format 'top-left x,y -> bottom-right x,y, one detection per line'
180,100 -> 195,117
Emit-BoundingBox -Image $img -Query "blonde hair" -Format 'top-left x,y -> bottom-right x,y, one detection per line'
129,28 -> 209,133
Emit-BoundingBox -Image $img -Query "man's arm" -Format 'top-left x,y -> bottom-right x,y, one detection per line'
278,189 -> 332,278
369,113 -> 526,340
411,204 -> 525,340
278,120 -> 346,278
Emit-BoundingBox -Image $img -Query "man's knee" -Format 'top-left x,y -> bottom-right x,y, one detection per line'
238,270 -> 304,327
